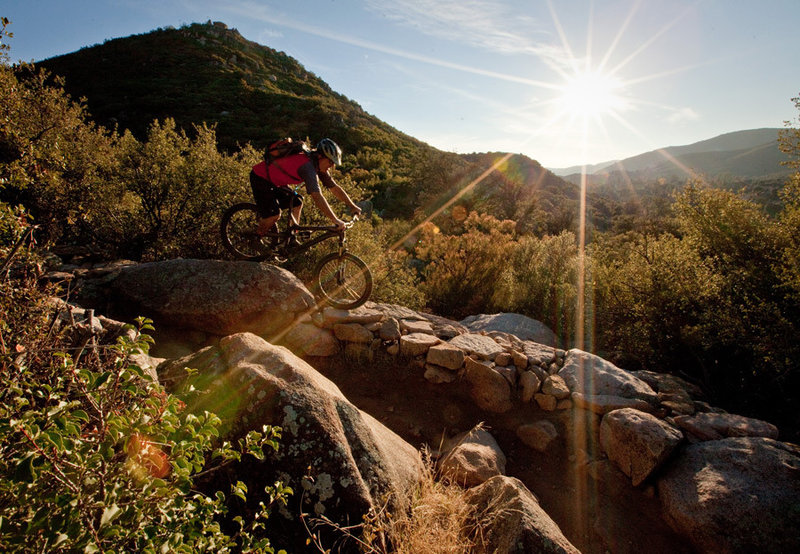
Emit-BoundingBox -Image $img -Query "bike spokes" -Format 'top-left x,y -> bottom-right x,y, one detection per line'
313,252 -> 373,310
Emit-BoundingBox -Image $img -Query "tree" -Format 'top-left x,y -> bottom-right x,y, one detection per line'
0,59 -> 118,246
113,120 -> 255,260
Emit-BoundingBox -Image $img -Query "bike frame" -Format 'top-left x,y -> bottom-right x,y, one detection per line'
278,186 -> 354,257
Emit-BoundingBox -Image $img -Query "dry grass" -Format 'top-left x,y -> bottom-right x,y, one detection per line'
358,452 -> 487,554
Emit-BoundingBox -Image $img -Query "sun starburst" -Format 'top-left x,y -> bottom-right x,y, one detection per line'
557,68 -> 626,119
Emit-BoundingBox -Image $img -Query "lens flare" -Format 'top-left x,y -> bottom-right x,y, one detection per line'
558,69 -> 625,118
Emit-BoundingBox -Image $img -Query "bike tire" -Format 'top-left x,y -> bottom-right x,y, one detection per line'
220,202 -> 271,261
312,252 -> 373,310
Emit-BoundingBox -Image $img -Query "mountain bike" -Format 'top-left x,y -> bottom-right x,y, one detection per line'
220,193 -> 372,310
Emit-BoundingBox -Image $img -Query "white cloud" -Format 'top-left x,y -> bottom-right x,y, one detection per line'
258,28 -> 283,41
667,107 -> 700,124
363,0 -> 566,62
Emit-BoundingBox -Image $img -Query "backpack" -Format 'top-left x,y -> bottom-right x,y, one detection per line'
264,138 -> 310,164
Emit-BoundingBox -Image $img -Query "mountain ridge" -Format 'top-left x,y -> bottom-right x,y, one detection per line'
550,128 -> 789,180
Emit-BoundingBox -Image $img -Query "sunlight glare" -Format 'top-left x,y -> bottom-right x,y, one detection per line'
558,69 -> 625,118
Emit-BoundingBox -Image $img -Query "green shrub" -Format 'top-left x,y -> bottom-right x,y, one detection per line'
0,203 -> 291,552
415,212 -> 516,319
497,231 -> 579,343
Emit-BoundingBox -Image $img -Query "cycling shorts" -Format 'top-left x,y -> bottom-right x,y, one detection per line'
249,171 -> 303,218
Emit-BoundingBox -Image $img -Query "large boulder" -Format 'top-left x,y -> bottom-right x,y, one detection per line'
157,333 -> 423,548
463,357 -> 513,413
672,412 -> 779,442
559,349 -> 657,404
460,313 -> 557,346
438,426 -> 506,487
109,259 -> 315,340
464,476 -> 580,554
600,408 -> 684,486
657,437 -> 800,554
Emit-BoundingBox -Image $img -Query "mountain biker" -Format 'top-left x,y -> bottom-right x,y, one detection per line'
250,138 -> 362,240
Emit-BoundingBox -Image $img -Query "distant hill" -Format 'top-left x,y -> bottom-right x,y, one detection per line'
549,159 -> 618,176
553,129 -> 790,183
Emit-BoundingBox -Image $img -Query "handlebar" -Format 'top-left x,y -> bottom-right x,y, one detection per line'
327,214 -> 358,232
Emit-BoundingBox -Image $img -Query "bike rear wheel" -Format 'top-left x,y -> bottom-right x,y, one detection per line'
220,202 -> 272,261
312,252 -> 373,310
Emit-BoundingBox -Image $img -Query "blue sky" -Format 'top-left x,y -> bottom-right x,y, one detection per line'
3,0 -> 799,168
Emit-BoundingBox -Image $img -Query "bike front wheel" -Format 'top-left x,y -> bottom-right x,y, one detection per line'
220,202 -> 271,261
312,252 -> 373,310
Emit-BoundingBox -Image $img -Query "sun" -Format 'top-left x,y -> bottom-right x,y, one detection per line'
557,68 -> 625,118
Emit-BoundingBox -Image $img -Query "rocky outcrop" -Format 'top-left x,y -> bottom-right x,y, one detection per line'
77,259 -> 316,342
157,332 -> 423,538
51,258 -> 799,553
600,408 -> 684,486
438,426 -> 507,487
460,313 -> 558,346
559,349 -> 658,404
672,412 -> 779,442
657,437 -> 800,554
464,476 -> 580,554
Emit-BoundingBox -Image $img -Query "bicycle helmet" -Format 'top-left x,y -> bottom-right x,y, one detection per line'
316,138 -> 342,165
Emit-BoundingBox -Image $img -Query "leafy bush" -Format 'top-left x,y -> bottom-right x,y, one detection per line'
112,119 -> 257,260
0,203 -> 291,552
499,231 -> 579,344
0,61 -> 118,247
415,212 -> 516,319
593,181 -> 800,436
592,231 -> 722,374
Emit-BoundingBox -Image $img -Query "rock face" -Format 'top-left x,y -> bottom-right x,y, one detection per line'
157,332 -> 423,542
657,437 -> 800,554
672,412 -> 779,442
460,313 -> 558,346
559,349 -> 657,404
600,408 -> 684,486
110,259 -> 315,339
438,426 -> 506,487
464,476 -> 580,554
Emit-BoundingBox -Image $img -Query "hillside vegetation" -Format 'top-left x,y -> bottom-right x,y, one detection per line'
3,20 -> 800,447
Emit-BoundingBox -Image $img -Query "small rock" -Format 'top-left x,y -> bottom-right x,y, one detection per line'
600,408 -> 683,486
512,350 -> 528,370
399,333 -> 441,357
333,323 -> 374,344
424,364 -> 457,384
464,357 -> 513,413
379,318 -> 401,341
426,343 -> 466,370
519,370 -> 542,402
400,319 -> 434,334
534,393 -> 557,411
517,421 -> 559,452
542,375 -> 570,399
